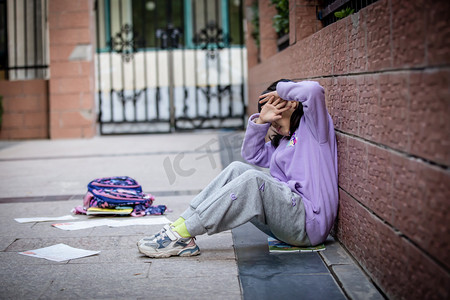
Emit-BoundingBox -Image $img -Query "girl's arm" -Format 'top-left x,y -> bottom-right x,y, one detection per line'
241,114 -> 275,168
276,81 -> 329,143
241,95 -> 290,166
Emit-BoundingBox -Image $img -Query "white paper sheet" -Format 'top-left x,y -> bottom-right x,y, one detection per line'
52,216 -> 171,230
19,243 -> 100,262
15,215 -> 79,223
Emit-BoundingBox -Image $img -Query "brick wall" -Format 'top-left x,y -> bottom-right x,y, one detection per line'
0,80 -> 49,139
245,0 -> 450,299
48,0 -> 96,138
0,0 -> 96,140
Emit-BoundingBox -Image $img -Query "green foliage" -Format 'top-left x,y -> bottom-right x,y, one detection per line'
270,0 -> 289,36
250,1 -> 260,47
334,7 -> 354,19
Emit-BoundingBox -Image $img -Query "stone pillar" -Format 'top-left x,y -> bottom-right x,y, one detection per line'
48,0 -> 96,139
245,0 -> 259,68
259,0 -> 278,61
289,0 -> 322,45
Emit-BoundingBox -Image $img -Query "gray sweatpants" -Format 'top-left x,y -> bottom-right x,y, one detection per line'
181,161 -> 311,246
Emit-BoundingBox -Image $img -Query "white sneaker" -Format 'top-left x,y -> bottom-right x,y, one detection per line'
137,224 -> 171,247
138,226 -> 200,258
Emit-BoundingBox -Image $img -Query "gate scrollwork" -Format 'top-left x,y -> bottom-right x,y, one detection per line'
112,24 -> 137,62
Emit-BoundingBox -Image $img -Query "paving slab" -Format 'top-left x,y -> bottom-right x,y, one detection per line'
0,132 -> 221,159
233,222 -> 346,300
41,274 -> 241,300
0,152 -> 222,197
318,238 -> 385,300
319,237 -> 355,265
332,264 -> 385,300
0,264 -> 59,299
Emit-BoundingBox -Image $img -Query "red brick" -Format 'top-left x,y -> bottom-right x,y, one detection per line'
357,75 -> 379,139
292,39 -> 312,78
425,0 -> 450,65
335,132 -> 349,189
317,77 -> 332,107
60,111 -> 94,127
345,136 -> 368,201
24,112 -> 48,127
57,11 -> 90,29
51,77 -> 91,94
389,153 -> 450,270
391,0 -> 426,68
365,0 -> 392,71
324,77 -> 339,127
49,45 -> 74,62
48,79 -> 60,95
0,81 -> 25,96
1,113 -> 24,128
377,73 -> 409,150
337,190 -> 450,300
81,124 -> 96,138
80,93 -> 95,110
339,134 -> 450,269
79,61 -> 94,77
331,17 -> 348,74
308,25 -> 333,76
289,0 -> 297,45
348,11 -> 367,72
21,80 -> 48,96
5,96 -> 42,113
51,94 -> 80,111
51,62 -> 82,78
49,111 -> 61,128
327,77 -> 358,134
259,0 -> 278,61
293,4 -> 321,42
49,0 -> 89,13
409,70 -> 450,165
3,128 -> 48,139
49,28 -> 91,45
50,127 -> 83,139
365,145 -> 394,220
246,13 -> 259,68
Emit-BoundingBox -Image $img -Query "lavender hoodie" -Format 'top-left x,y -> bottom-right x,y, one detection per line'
241,81 -> 338,245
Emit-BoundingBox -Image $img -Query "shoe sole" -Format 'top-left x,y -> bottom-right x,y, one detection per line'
139,246 -> 200,258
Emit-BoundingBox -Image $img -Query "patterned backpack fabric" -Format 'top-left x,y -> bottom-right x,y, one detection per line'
87,176 -> 143,193
74,176 -> 166,217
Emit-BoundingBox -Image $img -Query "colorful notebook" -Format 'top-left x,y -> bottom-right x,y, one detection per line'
86,207 -> 133,215
268,237 -> 326,253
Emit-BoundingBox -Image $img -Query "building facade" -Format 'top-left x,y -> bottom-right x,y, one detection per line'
0,0 -> 247,138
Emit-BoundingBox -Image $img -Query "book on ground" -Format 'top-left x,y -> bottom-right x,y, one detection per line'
268,237 -> 326,253
86,207 -> 133,215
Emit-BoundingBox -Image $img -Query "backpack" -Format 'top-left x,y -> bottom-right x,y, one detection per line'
74,176 -> 166,217
87,176 -> 143,193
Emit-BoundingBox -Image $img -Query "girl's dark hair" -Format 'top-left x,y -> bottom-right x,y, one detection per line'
259,79 -> 304,147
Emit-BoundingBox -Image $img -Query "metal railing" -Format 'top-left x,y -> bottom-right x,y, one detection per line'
0,0 -> 49,80
318,0 -> 379,26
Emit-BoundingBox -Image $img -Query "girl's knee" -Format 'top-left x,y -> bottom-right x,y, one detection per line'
226,161 -> 250,171
241,169 -> 264,180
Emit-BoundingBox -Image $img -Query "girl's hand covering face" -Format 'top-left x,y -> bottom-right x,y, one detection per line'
258,93 -> 291,124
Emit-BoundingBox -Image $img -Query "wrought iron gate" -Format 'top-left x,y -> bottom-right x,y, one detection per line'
95,0 -> 247,134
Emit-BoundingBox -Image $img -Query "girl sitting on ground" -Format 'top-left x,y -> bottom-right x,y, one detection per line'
137,79 -> 338,258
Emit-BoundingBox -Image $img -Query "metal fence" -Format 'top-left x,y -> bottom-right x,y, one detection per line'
0,0 -> 49,81
95,0 -> 247,134
318,0 -> 379,26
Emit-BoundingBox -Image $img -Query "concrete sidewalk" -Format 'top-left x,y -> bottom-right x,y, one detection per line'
0,131 -> 384,299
